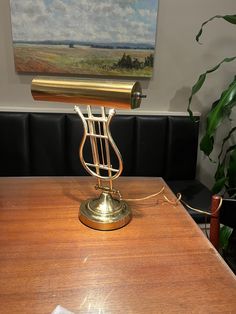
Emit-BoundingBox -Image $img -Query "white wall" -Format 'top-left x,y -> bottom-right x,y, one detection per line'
0,0 -> 235,188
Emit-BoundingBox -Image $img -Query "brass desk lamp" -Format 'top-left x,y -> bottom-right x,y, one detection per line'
31,77 -> 145,230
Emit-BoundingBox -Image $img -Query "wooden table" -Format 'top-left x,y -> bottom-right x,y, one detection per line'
0,177 -> 235,314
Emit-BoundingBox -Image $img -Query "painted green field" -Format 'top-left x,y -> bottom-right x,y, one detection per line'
13,44 -> 154,77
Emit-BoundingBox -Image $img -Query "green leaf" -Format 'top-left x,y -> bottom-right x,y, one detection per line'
223,15 -> 236,24
227,147 -> 236,194
212,177 -> 227,194
212,157 -> 227,193
218,127 -> 236,161
196,15 -> 236,43
215,162 -> 225,181
200,133 -> 214,156
200,77 -> 236,156
187,57 -> 236,119
219,225 -> 233,250
213,145 -> 236,195
212,132 -> 236,194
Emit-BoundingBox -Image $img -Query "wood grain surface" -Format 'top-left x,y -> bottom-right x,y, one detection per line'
0,177 -> 235,314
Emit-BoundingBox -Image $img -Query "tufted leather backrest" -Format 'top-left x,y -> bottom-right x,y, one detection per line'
0,112 -> 199,179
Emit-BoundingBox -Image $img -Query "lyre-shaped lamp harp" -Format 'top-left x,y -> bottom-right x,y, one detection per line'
31,77 -> 145,230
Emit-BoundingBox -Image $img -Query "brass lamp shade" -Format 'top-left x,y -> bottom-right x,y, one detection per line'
31,76 -> 143,109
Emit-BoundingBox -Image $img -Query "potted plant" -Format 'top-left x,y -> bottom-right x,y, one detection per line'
187,14 -> 236,264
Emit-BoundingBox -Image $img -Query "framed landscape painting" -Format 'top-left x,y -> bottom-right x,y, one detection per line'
9,0 -> 158,78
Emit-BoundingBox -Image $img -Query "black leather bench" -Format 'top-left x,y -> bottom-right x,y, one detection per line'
0,112 -> 212,223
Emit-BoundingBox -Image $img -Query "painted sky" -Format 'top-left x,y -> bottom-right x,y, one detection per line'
10,0 -> 158,44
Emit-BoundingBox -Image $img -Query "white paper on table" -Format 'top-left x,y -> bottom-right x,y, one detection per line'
51,305 -> 75,314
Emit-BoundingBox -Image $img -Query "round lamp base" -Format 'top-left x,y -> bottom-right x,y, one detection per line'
79,192 -> 132,231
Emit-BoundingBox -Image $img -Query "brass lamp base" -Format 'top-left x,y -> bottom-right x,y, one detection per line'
79,192 -> 132,231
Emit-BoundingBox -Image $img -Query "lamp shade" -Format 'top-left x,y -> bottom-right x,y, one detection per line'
31,76 -> 143,109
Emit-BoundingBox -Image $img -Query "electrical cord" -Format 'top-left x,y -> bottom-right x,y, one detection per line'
122,186 -> 223,216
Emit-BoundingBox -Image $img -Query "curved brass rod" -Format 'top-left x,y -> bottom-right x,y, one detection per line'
74,106 -> 100,186
74,105 -> 123,182
106,109 -> 123,180
101,107 -> 112,190
87,105 -> 102,179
